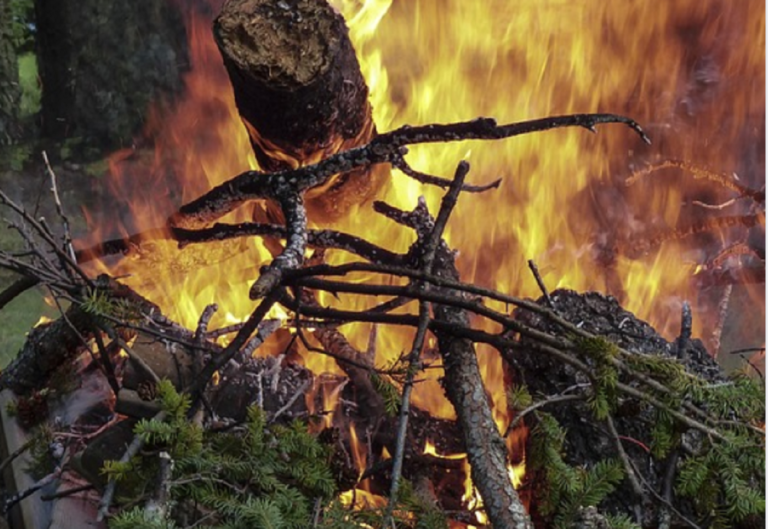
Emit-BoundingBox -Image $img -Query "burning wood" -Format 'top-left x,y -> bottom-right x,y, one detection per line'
0,1 -> 764,528
214,0 -> 384,220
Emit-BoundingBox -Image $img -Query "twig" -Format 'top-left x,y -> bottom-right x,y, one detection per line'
0,438 -> 35,476
384,162 -> 470,525
187,290 -> 280,399
42,151 -> 76,262
249,193 -> 307,299
97,410 -> 168,521
91,324 -> 121,396
728,347 -> 766,356
99,323 -> 161,385
504,393 -> 584,435
4,440 -> 67,514
392,155 -> 500,193
171,113 -> 649,229
625,159 -> 763,203
625,456 -> 703,529
527,259 -> 556,311
144,451 -> 174,521
675,301 -> 692,360
269,378 -> 312,423
40,483 -> 95,501
0,190 -> 92,288
605,414 -> 646,503
0,276 -> 40,310
194,304 -> 218,344
711,284 -> 733,355
240,319 -> 282,358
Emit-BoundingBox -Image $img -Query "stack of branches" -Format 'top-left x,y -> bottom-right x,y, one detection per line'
0,110 -> 763,529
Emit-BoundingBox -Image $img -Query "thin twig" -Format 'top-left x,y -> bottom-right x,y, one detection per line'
384,161 -> 471,525
97,411 -> 168,521
606,414 -> 646,502
527,259 -> 556,311
269,378 -> 312,423
42,151 -> 76,262
194,304 -> 218,344
504,394 -> 584,436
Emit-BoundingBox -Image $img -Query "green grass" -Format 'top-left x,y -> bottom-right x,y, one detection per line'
0,227 -> 56,368
17,52 -> 40,118
0,275 -> 55,367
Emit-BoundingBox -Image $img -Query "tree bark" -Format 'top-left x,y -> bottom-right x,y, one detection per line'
0,0 -> 21,147
432,252 -> 533,529
213,0 -> 385,219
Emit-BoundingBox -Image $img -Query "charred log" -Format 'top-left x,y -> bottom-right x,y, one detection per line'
214,0 -> 384,219
0,306 -> 93,395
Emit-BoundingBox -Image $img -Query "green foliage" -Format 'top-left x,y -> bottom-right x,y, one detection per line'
528,412 -> 625,528
507,384 -> 533,412
108,507 -> 178,529
24,424 -> 56,480
107,382 -> 450,528
371,372 -> 402,417
9,0 -> 35,52
17,53 -> 40,117
107,384 -> 335,528
80,287 -> 143,324
576,336 -> 765,526
574,336 -> 619,420
648,409 -> 677,459
676,434 -> 765,526
604,513 -> 641,529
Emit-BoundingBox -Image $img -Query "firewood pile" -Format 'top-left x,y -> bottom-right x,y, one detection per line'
0,1 -> 763,528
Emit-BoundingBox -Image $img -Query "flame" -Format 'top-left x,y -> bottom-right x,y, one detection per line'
82,0 -> 764,520
33,315 -> 53,328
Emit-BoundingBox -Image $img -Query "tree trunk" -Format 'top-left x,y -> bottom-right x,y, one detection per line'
213,0 -> 385,219
0,0 -> 21,147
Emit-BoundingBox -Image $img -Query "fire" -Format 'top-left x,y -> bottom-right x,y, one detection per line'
81,0 -> 764,520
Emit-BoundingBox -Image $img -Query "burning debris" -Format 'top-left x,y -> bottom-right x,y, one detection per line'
0,1 -> 764,528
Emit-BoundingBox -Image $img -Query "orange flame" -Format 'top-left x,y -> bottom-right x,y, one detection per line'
82,0 -> 764,519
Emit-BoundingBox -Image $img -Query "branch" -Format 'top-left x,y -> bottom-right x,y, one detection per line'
384,161 -> 469,524
170,113 -> 649,229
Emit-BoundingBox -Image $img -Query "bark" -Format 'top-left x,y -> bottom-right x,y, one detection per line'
0,306 -> 93,395
0,0 -> 21,146
213,0 -> 385,219
432,251 -> 533,529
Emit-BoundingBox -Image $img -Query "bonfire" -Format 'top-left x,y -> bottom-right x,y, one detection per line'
0,1 -> 763,528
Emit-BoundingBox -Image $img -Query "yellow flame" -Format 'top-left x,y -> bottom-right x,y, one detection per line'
84,0 -> 763,518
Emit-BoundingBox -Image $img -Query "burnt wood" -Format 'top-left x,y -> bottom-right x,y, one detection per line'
214,0 -> 385,219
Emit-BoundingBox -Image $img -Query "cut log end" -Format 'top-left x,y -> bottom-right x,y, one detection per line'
214,0 -> 383,220
215,0 -> 339,88
214,0 -> 375,160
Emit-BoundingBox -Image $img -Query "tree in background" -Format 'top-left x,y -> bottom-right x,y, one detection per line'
34,0 -> 190,159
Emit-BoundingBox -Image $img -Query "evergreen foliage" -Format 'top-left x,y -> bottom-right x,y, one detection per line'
525,333 -> 765,528
371,372 -> 402,417
574,336 -> 619,420
107,381 -> 449,528
528,412 -> 625,528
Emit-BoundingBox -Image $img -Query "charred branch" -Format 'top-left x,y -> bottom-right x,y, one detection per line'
169,113 -> 649,230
